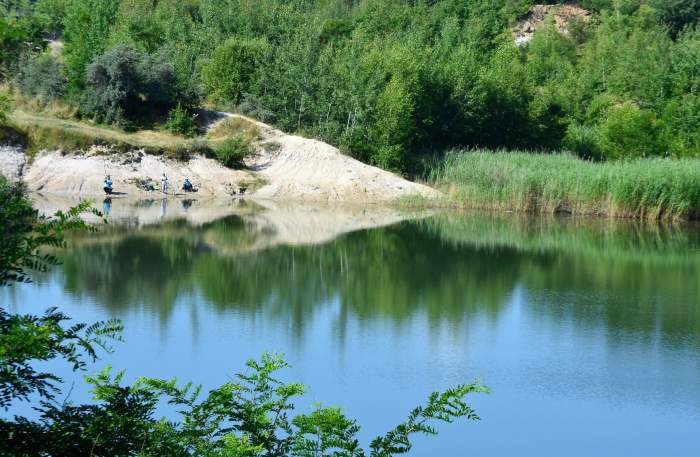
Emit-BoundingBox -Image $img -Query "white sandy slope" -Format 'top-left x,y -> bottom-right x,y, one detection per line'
1,113 -> 439,203
238,113 -> 439,202
22,149 -> 250,197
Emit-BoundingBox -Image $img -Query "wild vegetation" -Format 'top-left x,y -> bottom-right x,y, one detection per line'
0,179 -> 487,455
2,0 -> 700,217
1,0 -> 699,173
430,150 -> 700,220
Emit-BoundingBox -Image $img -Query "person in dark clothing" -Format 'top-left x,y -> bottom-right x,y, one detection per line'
182,177 -> 194,192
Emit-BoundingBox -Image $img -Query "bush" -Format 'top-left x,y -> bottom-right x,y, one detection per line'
199,38 -> 265,105
650,0 -> 700,37
564,124 -> 603,161
238,93 -> 275,122
164,103 -> 198,137
81,43 -> 178,126
0,94 -> 10,124
206,116 -> 260,141
81,43 -> 139,124
599,102 -> 666,159
137,51 -> 177,107
16,53 -> 67,103
215,136 -> 251,169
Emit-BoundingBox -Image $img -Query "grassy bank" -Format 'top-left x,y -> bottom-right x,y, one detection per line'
1,110 -> 217,159
429,150 -> 700,221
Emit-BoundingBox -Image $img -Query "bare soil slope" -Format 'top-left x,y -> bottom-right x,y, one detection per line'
2,112 -> 439,203
514,3 -> 591,45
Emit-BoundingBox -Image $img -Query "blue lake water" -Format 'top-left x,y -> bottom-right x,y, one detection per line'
4,197 -> 700,456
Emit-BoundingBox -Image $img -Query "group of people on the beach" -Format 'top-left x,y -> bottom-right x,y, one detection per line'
103,174 -> 195,195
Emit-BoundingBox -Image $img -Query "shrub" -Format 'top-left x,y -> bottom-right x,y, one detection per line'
215,136 -> 251,169
199,38 -> 265,105
207,116 -> 260,141
34,0 -> 68,34
564,124 -> 603,161
613,0 -> 642,16
137,51 -> 177,107
189,138 -> 215,157
81,43 -> 140,124
0,93 -> 10,124
238,93 -> 275,122
168,143 -> 191,161
650,0 -> 700,37
81,44 -> 178,126
164,103 -> 198,137
16,53 -> 67,103
599,102 -> 666,159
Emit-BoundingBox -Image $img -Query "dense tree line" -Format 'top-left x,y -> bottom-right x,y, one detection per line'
1,0 -> 700,172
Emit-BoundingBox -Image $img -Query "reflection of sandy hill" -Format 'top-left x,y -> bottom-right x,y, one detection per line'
30,194 -> 261,227
237,201 -> 431,251
32,195 -> 432,252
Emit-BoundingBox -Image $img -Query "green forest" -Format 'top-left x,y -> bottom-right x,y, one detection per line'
2,0 -> 699,174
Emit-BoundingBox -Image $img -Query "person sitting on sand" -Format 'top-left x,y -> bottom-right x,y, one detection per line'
103,175 -> 113,195
182,177 -> 194,192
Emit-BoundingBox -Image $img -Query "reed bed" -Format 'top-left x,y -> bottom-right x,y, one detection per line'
429,150 -> 700,221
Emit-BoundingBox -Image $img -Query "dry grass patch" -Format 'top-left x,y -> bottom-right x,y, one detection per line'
7,111 -> 215,159
207,116 -> 260,142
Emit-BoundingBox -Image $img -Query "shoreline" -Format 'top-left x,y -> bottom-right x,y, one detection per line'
1,110 -> 439,204
5,115 -> 700,222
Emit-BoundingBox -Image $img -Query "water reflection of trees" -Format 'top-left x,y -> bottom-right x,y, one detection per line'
424,214 -> 700,347
57,213 -> 700,347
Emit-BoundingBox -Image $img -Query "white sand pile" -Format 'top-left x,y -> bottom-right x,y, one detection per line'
22,148 -> 251,197
225,113 -> 440,202
3,113 -> 440,203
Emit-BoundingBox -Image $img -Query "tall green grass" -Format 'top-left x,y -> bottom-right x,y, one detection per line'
430,150 -> 700,220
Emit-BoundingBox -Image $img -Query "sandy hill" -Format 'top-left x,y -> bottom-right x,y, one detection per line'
1,111 -> 439,204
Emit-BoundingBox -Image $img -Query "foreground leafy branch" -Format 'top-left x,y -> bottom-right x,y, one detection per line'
0,307 -> 122,409
0,182 -> 99,286
9,355 -> 485,457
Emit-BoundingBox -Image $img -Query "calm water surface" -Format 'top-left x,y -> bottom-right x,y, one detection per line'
4,197 -> 700,456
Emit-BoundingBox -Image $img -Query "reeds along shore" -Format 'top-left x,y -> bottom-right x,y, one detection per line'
429,150 -> 700,221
